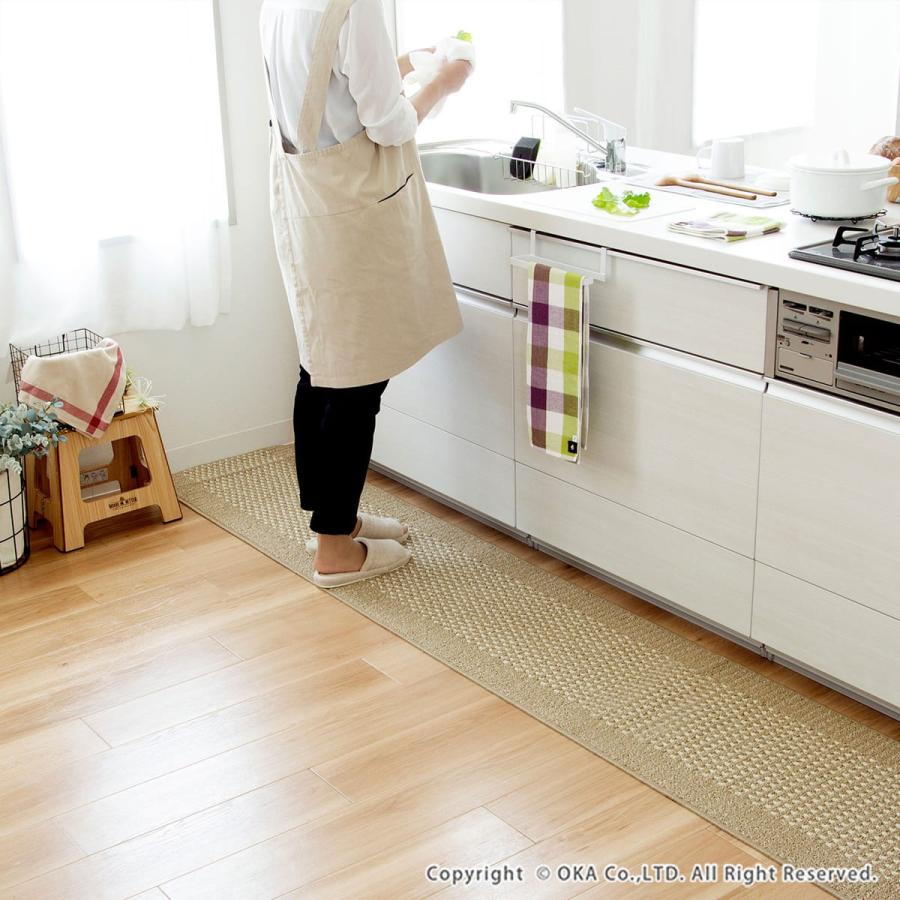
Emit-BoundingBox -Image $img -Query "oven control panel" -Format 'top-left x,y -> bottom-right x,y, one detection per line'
775,291 -> 838,388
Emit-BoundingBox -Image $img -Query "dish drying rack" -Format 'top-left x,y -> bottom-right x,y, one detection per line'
498,150 -> 601,190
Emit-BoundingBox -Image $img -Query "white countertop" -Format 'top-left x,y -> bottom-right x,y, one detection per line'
427,147 -> 900,317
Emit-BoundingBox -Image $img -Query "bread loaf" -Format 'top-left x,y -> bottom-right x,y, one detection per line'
889,160 -> 900,204
870,136 -> 900,161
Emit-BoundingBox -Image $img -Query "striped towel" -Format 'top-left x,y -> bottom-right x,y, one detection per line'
18,338 -> 126,437
526,262 -> 589,463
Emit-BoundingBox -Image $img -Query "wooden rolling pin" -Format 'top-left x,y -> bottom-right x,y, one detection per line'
656,176 -> 757,200
682,173 -> 778,197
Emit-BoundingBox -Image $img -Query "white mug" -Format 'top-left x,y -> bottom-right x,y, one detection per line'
697,137 -> 745,180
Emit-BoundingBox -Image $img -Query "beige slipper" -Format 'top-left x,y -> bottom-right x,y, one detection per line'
306,512 -> 408,553
312,537 -> 411,588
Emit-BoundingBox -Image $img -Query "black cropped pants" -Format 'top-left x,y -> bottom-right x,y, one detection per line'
292,366 -> 389,535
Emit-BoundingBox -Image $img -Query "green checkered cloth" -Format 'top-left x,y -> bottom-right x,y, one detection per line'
526,262 -> 589,462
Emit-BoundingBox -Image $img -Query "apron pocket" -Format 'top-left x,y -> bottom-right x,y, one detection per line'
379,173 -> 414,203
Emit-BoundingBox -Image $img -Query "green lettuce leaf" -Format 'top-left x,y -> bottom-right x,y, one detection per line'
593,187 -> 650,216
623,190 -> 651,209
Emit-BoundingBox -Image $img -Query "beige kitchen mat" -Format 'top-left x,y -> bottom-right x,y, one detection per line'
174,445 -> 899,900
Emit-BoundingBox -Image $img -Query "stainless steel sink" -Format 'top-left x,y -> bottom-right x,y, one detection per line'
420,145 -> 561,195
420,142 -> 650,195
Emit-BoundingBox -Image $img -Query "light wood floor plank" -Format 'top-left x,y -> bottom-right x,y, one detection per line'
0,821 -> 85,891
361,639 -> 449,685
280,807 -> 532,900
572,825 -> 766,899
0,584 -> 100,639
0,665 -> 476,839
83,600 -> 399,745
0,719 -> 107,779
484,746 -> 647,842
160,732 -> 588,900
312,697 -> 550,804
6,770 -> 347,900
0,636 -> 240,741
52,658 -> 400,853
436,790 -> 707,899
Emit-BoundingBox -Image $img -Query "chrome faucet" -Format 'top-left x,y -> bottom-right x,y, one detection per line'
509,100 -> 627,176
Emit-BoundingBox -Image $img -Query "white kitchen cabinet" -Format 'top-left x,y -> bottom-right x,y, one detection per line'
372,406 -> 515,526
513,317 -> 763,557
384,288 -> 514,457
434,208 -> 511,299
510,229 -> 768,371
516,464 -> 754,636
757,382 -> 900,620
752,563 -> 900,710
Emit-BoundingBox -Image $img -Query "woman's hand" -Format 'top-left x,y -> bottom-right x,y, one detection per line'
408,57 -> 473,123
397,46 -> 436,79
435,59 -> 472,94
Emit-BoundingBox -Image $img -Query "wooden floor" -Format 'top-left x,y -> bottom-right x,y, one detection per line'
0,470 -> 895,900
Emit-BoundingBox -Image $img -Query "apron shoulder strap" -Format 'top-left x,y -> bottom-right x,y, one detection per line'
296,0 -> 356,154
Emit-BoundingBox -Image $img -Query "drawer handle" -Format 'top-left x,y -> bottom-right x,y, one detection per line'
605,250 -> 765,291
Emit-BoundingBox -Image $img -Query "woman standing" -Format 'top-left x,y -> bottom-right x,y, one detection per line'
260,0 -> 471,586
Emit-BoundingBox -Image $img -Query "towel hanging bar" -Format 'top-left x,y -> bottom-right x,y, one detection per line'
509,230 -> 608,284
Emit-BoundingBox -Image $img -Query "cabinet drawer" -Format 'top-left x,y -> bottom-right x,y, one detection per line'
372,406 -> 515,526
384,289 -> 514,457
434,208 -> 511,299
514,317 -> 763,556
511,230 -> 767,371
752,563 -> 900,710
757,383 -> 900,619
517,464 -> 753,636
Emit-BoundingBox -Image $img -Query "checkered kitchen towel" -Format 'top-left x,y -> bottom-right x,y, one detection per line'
526,262 -> 589,462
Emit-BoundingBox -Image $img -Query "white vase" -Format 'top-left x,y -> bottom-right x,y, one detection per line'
0,468 -> 28,570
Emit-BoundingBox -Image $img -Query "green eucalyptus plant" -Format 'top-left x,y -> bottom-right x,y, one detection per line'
0,400 -> 66,477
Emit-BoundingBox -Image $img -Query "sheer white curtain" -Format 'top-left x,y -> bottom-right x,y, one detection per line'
0,0 -> 230,348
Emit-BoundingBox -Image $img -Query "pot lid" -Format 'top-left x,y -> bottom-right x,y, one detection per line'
789,149 -> 892,175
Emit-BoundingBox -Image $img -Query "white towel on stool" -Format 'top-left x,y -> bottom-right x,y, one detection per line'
18,338 -> 126,437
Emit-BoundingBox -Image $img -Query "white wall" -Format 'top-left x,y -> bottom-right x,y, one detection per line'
2,0 -> 300,471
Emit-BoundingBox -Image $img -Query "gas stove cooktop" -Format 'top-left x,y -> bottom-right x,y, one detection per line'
790,223 -> 900,282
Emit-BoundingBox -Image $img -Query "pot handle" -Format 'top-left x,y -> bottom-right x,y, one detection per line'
861,176 -> 899,190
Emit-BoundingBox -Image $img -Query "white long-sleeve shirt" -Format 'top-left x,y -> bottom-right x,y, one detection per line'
259,0 -> 418,150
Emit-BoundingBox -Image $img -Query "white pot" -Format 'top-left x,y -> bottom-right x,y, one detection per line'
789,149 -> 899,220
0,468 -> 27,570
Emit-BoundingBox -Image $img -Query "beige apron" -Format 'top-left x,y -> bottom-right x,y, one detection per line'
264,0 -> 462,388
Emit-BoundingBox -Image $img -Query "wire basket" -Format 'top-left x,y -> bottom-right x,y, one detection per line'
0,467 -> 29,575
8,329 -> 125,424
497,149 -> 600,190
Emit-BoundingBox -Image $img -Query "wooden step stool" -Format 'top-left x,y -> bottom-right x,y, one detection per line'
25,407 -> 182,551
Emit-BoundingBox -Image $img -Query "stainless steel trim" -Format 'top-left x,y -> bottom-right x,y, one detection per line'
605,249 -> 765,291
455,285 -> 514,314
766,379 -> 900,435
589,326 -> 765,391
